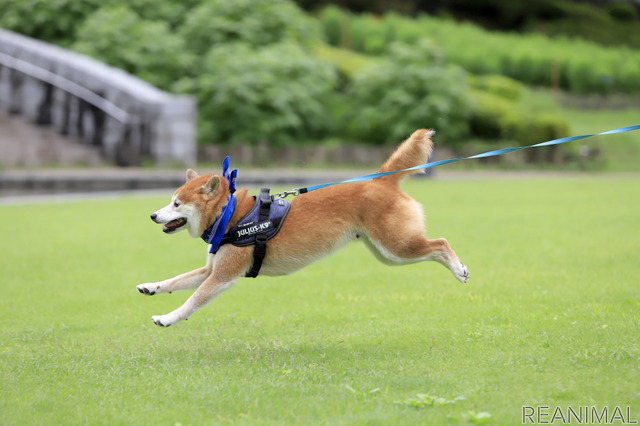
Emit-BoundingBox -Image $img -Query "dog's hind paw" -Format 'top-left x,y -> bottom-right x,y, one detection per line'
152,312 -> 185,327
137,283 -> 160,295
455,263 -> 469,284
152,315 -> 171,327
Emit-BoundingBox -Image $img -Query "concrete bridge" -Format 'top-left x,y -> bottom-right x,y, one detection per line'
0,28 -> 196,168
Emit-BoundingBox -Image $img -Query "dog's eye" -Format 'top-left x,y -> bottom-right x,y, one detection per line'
173,201 -> 180,208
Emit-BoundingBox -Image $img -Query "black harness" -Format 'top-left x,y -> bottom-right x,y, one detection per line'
219,188 -> 290,278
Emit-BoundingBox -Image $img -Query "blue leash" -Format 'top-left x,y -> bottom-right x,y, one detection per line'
296,124 -> 640,195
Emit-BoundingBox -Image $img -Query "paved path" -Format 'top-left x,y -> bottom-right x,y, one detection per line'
0,167 -> 381,197
2,166 -> 626,206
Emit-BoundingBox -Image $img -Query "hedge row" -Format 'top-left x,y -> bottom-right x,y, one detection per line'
469,90 -> 569,147
319,6 -> 640,94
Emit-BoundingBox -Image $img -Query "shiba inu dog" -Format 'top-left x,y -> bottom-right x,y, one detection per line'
137,129 -> 469,326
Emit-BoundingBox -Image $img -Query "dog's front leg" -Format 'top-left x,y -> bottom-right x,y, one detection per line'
151,274 -> 238,327
137,254 -> 214,295
151,247 -> 251,327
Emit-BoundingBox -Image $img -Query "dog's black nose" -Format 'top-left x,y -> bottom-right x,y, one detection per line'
150,213 -> 157,221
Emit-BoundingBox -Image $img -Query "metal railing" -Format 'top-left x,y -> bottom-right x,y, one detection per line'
0,51 -> 131,124
0,28 -> 196,167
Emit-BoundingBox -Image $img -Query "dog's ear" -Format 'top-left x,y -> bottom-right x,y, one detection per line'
186,169 -> 199,182
200,175 -> 220,197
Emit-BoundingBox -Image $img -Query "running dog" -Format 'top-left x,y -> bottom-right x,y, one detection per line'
137,129 -> 469,326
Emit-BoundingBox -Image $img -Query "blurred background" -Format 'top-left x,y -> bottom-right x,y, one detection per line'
1,0 -> 639,196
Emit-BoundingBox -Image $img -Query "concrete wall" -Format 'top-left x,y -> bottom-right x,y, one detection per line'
0,28 -> 196,166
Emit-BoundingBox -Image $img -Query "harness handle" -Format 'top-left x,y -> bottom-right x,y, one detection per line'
258,188 -> 271,221
246,188 -> 273,278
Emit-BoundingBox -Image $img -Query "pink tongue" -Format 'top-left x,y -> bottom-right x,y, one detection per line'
165,219 -> 181,230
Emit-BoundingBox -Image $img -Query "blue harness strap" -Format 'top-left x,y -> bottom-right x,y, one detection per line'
200,194 -> 236,254
200,156 -> 239,254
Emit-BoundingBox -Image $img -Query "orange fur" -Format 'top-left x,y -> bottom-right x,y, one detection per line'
138,129 -> 468,327
377,129 -> 434,184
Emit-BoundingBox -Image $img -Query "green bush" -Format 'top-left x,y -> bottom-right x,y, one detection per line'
468,90 -> 569,146
319,5 -> 349,47
126,0 -> 202,28
534,114 -> 570,144
0,0 -> 103,44
349,13 -> 389,54
469,74 -> 523,101
178,0 -> 320,56
313,43 -> 377,87
607,1 -> 637,22
0,0 -> 199,44
499,113 -> 570,147
343,39 -> 471,145
468,90 -> 512,140
72,6 -> 193,90
177,42 -> 338,146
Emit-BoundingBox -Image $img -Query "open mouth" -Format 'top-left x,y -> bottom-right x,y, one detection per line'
162,218 -> 187,233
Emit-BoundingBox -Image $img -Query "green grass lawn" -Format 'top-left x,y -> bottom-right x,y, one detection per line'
1,177 -> 639,424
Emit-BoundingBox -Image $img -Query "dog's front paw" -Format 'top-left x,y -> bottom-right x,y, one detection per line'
137,283 -> 161,295
455,263 -> 470,284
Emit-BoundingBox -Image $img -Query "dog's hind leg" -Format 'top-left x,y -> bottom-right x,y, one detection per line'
362,233 -> 469,283
136,254 -> 215,295
360,194 -> 469,283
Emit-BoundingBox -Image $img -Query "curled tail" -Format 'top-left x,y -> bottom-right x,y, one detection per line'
377,129 -> 434,185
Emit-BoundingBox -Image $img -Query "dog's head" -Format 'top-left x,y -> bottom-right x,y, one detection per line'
150,169 -> 229,238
